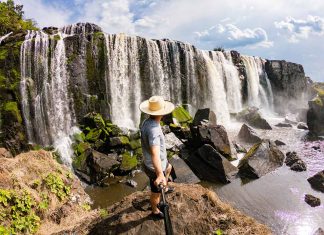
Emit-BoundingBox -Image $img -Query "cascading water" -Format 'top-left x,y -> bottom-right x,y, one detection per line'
0,32 -> 12,45
20,30 -> 78,166
241,56 -> 274,111
18,24 -> 276,166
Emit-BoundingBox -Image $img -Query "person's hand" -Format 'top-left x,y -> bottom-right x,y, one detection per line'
154,173 -> 166,187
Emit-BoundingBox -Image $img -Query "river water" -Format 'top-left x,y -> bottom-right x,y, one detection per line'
86,116 -> 324,235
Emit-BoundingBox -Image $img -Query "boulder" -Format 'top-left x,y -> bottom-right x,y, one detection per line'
275,122 -> 292,128
304,194 -> 321,207
192,124 -> 232,159
87,150 -> 119,183
307,92 -> 324,136
164,132 -> 184,152
238,124 -> 262,144
314,228 -> 324,235
0,148 -> 13,158
233,141 -> 247,153
274,140 -> 286,146
297,122 -> 308,130
307,170 -> 324,192
186,144 -> 238,183
169,155 -> 200,184
238,139 -> 285,179
236,107 -> 272,130
285,151 -> 299,166
193,108 -> 217,126
119,152 -> 138,172
109,136 -> 129,147
290,160 -> 307,172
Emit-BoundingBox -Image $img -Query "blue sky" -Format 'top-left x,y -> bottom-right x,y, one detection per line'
16,0 -> 324,82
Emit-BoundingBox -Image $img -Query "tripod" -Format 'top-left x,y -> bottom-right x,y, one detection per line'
158,184 -> 174,235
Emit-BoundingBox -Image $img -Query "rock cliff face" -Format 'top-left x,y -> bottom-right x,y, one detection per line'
0,22 -> 310,156
265,60 -> 308,114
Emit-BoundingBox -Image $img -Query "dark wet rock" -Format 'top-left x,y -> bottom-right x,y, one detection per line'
193,108 -> 217,126
312,145 -> 320,151
87,151 -> 119,183
164,132 -> 184,151
275,122 -> 292,128
290,160 -> 307,172
307,170 -> 324,192
42,26 -> 58,34
238,124 -> 262,144
314,228 -> 324,235
233,141 -> 247,153
307,93 -> 324,136
297,108 -> 309,122
186,144 -> 238,183
161,125 -> 171,134
236,107 -> 272,130
126,179 -> 138,188
169,155 -> 200,184
274,140 -> 286,146
265,60 -> 308,114
191,124 -> 232,159
305,194 -> 321,207
0,148 -> 13,158
238,139 -> 285,179
297,122 -> 308,130
109,136 -> 130,147
285,151 -> 300,166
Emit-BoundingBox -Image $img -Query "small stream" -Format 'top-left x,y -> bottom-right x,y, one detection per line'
86,116 -> 324,235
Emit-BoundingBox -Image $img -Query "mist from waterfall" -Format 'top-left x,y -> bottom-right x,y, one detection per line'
19,24 -> 276,166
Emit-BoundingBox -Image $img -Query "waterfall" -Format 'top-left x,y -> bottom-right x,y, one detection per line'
20,30 -> 77,166
0,32 -> 12,45
18,24 -> 277,167
209,51 -> 243,113
241,56 -> 273,111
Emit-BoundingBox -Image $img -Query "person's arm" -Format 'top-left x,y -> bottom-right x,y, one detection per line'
150,145 -> 166,186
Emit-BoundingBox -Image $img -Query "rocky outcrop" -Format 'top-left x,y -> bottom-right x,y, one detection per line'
192,108 -> 217,126
304,194 -> 321,207
307,91 -> 324,136
307,170 -> 324,192
87,183 -> 271,235
236,107 -> 272,130
191,124 -> 232,159
285,151 -> 306,172
238,124 -> 261,143
265,60 -> 308,114
275,122 -> 292,128
0,147 -> 13,158
238,139 -> 285,179
169,155 -> 200,184
314,228 -> 324,235
186,144 -> 238,183
0,150 -> 99,234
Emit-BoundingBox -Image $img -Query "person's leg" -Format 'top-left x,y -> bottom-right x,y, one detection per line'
165,163 -> 172,182
150,192 -> 161,214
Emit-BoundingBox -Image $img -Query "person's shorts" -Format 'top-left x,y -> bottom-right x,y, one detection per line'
142,163 -> 171,193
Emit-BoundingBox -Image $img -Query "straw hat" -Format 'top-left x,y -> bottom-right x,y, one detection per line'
139,96 -> 175,116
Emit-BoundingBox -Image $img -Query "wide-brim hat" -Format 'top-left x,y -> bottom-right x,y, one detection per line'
139,96 -> 175,116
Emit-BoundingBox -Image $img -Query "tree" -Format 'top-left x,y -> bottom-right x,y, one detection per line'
0,0 -> 37,35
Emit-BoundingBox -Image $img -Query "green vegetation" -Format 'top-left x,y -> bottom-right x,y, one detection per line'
3,101 -> 22,123
0,0 -> 38,35
120,151 -> 138,171
213,47 -> 225,52
44,173 -> 71,201
99,208 -> 109,218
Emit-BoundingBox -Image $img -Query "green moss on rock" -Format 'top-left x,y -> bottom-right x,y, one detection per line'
120,152 -> 138,171
3,101 -> 22,124
85,128 -> 102,142
172,106 -> 192,124
129,139 -> 141,150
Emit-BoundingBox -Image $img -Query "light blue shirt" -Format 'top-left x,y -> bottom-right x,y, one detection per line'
140,118 -> 167,171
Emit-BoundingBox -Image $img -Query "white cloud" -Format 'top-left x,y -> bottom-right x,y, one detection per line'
195,24 -> 273,49
275,15 -> 324,42
16,0 -> 72,28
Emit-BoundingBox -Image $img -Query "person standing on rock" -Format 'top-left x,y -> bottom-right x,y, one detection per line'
140,96 -> 175,218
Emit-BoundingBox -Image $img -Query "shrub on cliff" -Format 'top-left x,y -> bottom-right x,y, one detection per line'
0,0 -> 37,35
